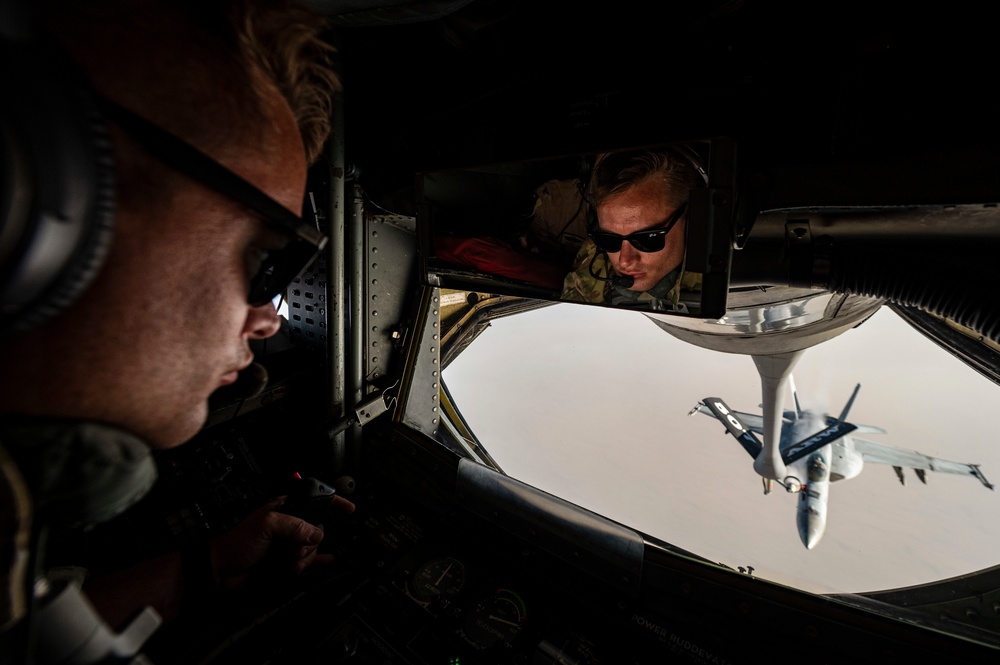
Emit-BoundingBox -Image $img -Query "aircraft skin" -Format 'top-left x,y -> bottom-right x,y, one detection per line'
691,377 -> 994,549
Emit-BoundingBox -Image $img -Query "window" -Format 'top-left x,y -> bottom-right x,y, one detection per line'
443,302 -> 1000,596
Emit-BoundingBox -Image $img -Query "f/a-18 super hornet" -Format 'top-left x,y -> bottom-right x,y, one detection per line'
690,356 -> 994,549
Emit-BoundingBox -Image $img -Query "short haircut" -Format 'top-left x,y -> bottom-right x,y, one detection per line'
232,0 -> 340,164
45,0 -> 339,165
590,147 -> 699,209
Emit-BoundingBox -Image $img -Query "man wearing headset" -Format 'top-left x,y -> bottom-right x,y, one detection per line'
0,1 -> 352,661
561,147 -> 703,312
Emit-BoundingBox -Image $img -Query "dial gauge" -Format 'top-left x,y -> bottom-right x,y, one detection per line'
458,588 -> 527,650
409,556 -> 466,605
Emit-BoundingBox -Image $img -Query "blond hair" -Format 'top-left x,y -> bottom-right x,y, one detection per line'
232,0 -> 340,164
590,147 -> 699,209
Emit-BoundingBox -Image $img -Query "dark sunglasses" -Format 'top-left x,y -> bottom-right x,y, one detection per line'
590,201 -> 687,253
97,97 -> 328,306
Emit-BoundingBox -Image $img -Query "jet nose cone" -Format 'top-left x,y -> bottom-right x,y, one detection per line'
797,501 -> 827,549
802,528 -> 823,550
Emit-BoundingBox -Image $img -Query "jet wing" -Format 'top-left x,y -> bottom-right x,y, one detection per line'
853,438 -> 994,490
694,398 -> 763,459
691,401 -> 765,435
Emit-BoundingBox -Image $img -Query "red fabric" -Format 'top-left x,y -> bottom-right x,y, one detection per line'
434,236 -> 565,290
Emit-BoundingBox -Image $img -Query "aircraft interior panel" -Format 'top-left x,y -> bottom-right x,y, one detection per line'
55,387 -> 1000,664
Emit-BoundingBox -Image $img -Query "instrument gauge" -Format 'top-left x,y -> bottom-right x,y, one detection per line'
458,588 -> 527,650
409,556 -> 466,606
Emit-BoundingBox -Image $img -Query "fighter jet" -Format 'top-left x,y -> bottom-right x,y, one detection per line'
689,354 -> 994,549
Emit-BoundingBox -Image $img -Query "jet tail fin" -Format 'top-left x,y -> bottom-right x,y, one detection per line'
700,398 -> 763,459
790,375 -> 802,419
836,383 -> 862,423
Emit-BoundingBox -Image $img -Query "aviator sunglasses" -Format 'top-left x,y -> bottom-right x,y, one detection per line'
98,97 -> 327,307
590,201 -> 687,253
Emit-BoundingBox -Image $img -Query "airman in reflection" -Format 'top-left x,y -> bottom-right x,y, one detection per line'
561,147 -> 703,312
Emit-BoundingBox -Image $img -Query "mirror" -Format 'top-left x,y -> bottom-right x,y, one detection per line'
417,139 -> 735,319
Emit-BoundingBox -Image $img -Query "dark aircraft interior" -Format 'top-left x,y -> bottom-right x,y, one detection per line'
8,0 -> 1000,663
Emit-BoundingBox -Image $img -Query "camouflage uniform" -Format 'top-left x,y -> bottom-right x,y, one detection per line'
561,239 -> 703,313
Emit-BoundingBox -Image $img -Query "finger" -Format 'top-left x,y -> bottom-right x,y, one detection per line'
328,495 -> 356,515
314,553 -> 335,566
295,550 -> 335,575
263,495 -> 289,511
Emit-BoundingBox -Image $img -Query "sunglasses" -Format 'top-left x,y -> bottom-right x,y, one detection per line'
98,97 -> 328,307
590,201 -> 687,253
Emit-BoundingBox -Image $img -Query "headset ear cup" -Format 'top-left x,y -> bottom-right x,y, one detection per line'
674,143 -> 709,186
0,41 -> 116,337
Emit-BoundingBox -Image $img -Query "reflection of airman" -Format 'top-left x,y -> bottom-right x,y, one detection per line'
561,148 -> 703,311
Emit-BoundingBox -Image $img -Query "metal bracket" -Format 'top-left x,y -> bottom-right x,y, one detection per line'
326,381 -> 399,438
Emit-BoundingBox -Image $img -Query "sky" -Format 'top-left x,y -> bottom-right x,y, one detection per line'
442,302 -> 1000,595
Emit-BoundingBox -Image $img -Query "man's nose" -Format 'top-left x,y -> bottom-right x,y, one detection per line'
619,241 -> 640,267
245,302 -> 282,339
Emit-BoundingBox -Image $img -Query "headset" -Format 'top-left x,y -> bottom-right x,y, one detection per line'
0,4 -> 118,338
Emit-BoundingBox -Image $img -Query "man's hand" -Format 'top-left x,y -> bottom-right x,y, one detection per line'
84,495 -> 355,628
210,495 -> 355,590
